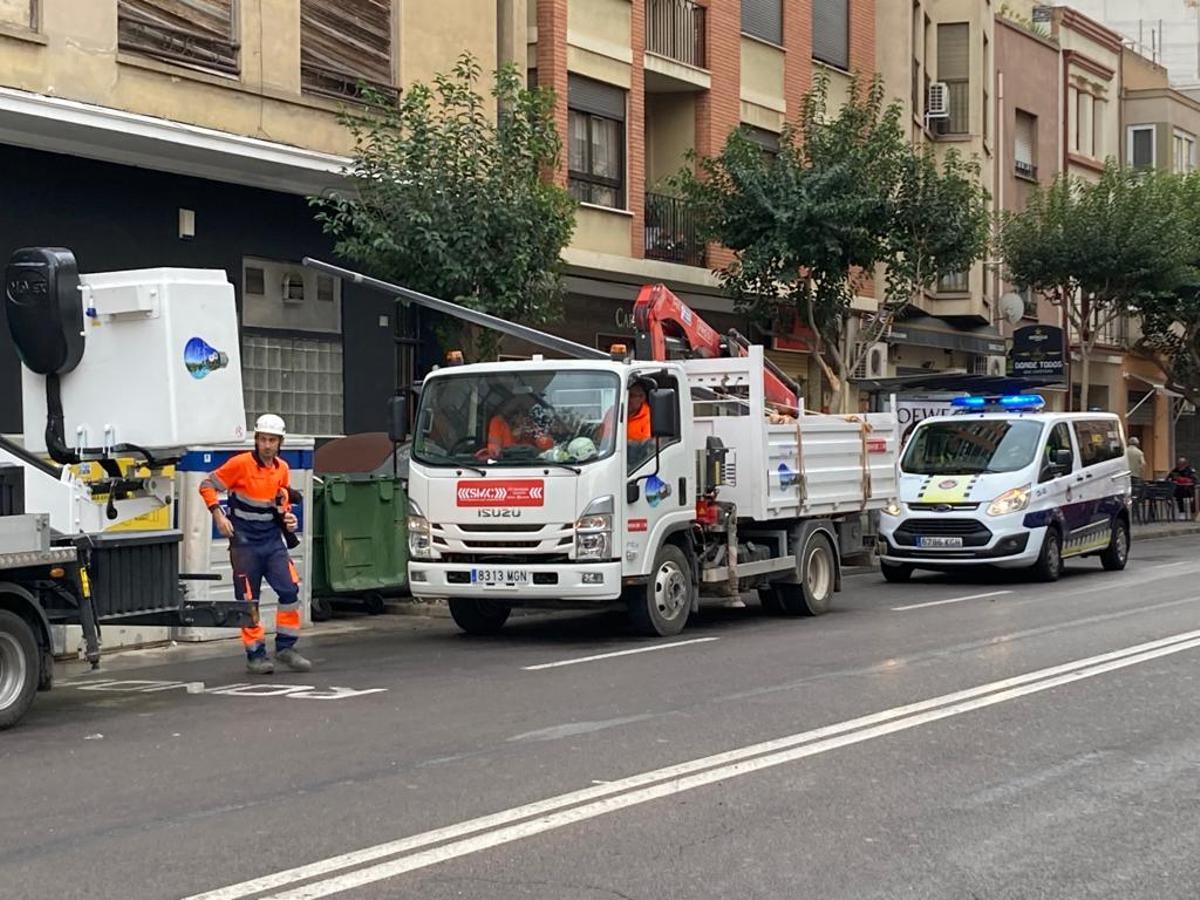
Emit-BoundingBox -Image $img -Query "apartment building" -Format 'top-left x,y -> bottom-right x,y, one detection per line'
528,0 -> 876,409
874,0 -> 1005,382
0,0 -> 879,432
0,0 -> 519,438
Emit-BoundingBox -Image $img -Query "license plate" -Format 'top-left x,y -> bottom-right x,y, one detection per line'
917,536 -> 964,549
472,568 -> 530,587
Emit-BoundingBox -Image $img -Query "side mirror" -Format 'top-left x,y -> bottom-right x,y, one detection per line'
388,395 -> 409,444
1054,448 -> 1072,470
648,387 -> 680,440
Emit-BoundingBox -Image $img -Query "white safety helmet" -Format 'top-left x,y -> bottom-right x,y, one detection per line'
566,436 -> 597,462
254,413 -> 287,438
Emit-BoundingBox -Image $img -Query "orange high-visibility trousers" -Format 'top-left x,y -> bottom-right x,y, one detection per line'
230,538 -> 301,659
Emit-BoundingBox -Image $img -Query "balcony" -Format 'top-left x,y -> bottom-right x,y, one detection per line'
644,0 -> 710,92
645,193 -> 705,267
1014,159 -> 1038,181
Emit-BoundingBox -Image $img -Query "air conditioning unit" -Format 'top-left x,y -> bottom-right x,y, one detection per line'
854,342 -> 890,379
926,82 -> 950,120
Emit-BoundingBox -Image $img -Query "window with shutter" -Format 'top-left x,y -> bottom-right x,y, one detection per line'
568,76 -> 626,210
1128,126 -> 1155,168
0,0 -> 34,30
812,0 -> 848,69
741,0 -> 782,46
301,0 -> 394,100
1014,110 -> 1037,179
936,23 -> 969,135
118,0 -> 239,75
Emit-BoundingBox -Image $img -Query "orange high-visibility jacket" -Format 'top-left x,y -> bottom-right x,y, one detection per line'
199,451 -> 292,542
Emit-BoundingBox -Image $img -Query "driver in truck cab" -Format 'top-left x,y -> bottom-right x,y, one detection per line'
480,393 -> 555,460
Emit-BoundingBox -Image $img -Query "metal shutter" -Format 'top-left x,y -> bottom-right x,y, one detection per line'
569,75 -> 626,121
1014,111 -> 1035,165
812,0 -> 849,69
937,23 -> 970,81
742,0 -> 782,46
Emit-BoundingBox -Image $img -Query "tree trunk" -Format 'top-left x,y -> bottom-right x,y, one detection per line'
1079,344 -> 1091,412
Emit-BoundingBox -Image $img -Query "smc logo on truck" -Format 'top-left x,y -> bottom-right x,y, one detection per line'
456,480 -> 545,507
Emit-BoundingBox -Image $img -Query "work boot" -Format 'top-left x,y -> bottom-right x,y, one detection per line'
246,656 -> 275,675
276,649 -> 312,672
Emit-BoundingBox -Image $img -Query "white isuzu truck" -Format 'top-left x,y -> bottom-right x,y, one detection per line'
305,259 -> 900,637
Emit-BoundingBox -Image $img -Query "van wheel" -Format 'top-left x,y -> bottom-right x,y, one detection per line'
1100,519 -> 1130,571
775,532 -> 837,616
0,610 -> 39,731
449,598 -> 511,635
628,545 -> 693,637
1033,528 -> 1063,583
881,562 -> 913,583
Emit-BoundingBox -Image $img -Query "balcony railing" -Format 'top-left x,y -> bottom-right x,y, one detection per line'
935,79 -> 970,136
1014,159 -> 1038,180
1071,315 -> 1130,348
645,192 -> 705,267
646,0 -> 707,70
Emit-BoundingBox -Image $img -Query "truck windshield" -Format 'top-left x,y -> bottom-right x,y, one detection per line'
412,369 -> 621,468
902,419 -> 1044,475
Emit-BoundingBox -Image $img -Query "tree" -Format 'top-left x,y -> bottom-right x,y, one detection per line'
1132,171 -> 1200,407
1000,163 -> 1190,410
675,73 -> 989,412
311,54 -> 575,361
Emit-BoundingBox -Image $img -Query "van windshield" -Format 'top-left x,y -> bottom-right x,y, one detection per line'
902,419 -> 1044,475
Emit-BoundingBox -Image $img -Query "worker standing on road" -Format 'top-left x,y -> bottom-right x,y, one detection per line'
199,414 -> 312,674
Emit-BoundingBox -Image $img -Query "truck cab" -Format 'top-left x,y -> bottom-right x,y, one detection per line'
406,358 -> 697,635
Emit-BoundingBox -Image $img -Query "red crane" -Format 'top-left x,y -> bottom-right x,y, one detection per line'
631,283 -> 801,412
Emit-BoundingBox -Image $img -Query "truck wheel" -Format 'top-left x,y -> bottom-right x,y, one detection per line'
776,532 -> 837,616
881,562 -> 913,583
449,598 -> 511,635
1032,528 -> 1063,583
628,545 -> 693,637
1100,518 -> 1130,571
311,595 -> 334,622
0,609 -> 39,730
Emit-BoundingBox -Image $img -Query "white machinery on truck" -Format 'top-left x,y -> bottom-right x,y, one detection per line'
0,247 -> 254,729
302,259 -> 899,637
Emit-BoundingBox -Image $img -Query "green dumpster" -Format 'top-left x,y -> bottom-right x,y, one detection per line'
310,474 -> 408,620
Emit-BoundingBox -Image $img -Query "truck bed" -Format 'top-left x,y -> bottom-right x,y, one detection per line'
684,348 -> 898,522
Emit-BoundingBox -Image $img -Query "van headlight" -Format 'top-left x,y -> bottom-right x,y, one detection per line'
883,499 -> 902,517
987,485 -> 1031,517
575,495 -> 613,561
407,499 -> 434,560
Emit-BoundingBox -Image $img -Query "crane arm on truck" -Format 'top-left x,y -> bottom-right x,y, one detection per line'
631,283 -> 801,412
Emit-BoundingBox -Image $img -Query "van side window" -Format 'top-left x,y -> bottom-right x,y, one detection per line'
1073,419 -> 1123,468
1041,422 -> 1074,482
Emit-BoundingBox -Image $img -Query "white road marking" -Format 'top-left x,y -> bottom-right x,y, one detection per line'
521,637 -> 719,671
188,628 -> 1200,900
1153,561 -> 1188,570
891,590 -> 1012,611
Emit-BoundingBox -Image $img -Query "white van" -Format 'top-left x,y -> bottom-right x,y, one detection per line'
878,396 -> 1131,582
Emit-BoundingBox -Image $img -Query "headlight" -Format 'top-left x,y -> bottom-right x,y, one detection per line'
575,495 -> 614,561
407,499 -> 434,560
883,499 -> 902,517
987,485 -> 1031,517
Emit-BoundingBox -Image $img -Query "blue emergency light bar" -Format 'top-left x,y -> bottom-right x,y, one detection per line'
951,394 -> 1046,412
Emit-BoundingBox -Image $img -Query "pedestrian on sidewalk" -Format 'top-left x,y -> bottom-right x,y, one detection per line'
199,414 -> 312,674
1168,456 -> 1197,521
1125,437 -> 1145,483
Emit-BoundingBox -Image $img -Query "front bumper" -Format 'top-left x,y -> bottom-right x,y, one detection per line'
878,509 -> 1046,569
408,561 -> 624,602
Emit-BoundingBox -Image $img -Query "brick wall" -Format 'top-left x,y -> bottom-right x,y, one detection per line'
630,0 -> 647,257
537,0 -> 569,187
697,0 -> 741,270
785,0 -> 814,116
849,0 -> 875,78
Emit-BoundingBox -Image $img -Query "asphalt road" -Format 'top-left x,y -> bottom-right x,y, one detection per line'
4,535 -> 1200,899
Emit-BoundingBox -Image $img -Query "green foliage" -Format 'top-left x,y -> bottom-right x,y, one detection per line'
311,54 -> 575,360
1001,163 -> 1193,407
674,72 -> 989,402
